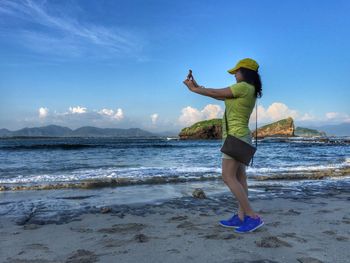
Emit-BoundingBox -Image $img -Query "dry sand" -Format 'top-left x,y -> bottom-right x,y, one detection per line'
1,191 -> 350,263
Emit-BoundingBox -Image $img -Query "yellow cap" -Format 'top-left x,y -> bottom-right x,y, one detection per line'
227,58 -> 259,74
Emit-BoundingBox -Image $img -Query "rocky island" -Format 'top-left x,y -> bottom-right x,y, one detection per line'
178,119 -> 222,139
252,117 -> 295,138
179,117 -> 326,139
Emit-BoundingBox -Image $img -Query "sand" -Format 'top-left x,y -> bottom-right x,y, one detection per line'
1,190 -> 350,263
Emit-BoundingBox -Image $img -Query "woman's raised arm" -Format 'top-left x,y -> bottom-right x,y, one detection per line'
183,78 -> 233,100
194,86 -> 233,100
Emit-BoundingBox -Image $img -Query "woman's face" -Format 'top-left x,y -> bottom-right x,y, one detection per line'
235,69 -> 244,82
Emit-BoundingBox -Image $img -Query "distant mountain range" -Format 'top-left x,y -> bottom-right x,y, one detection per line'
311,123 -> 350,136
0,125 -> 161,138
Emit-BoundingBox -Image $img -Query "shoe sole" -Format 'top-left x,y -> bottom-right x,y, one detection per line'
218,222 -> 241,228
234,221 -> 264,233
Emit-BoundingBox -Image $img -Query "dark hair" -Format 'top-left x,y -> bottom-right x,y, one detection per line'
238,67 -> 262,98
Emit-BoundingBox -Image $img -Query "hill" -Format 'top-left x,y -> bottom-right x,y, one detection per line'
179,119 -> 222,139
252,117 -> 295,138
0,125 -> 156,138
294,127 -> 326,137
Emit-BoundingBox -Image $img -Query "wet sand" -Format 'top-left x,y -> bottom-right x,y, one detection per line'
1,189 -> 350,263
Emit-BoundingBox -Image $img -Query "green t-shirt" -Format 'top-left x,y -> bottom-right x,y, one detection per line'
222,81 -> 256,139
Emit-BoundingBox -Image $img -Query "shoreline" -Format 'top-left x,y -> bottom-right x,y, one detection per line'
1,175 -> 350,227
1,184 -> 350,262
1,166 -> 349,192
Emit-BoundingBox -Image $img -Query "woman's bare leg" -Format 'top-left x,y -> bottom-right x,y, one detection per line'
222,158 -> 257,220
236,163 -> 248,219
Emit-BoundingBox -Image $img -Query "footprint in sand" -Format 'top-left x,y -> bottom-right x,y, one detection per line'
103,233 -> 150,248
279,232 -> 307,243
98,223 -> 146,234
257,209 -> 270,214
69,227 -> 94,233
103,238 -> 127,248
134,233 -> 149,243
327,220 -> 341,225
322,230 -> 336,235
202,233 -> 242,240
115,249 -> 129,255
265,221 -> 281,227
176,220 -> 200,230
25,243 -> 50,251
255,235 -> 292,248
342,216 -> 350,224
280,209 -> 301,215
66,249 -> 98,263
317,209 -> 332,213
167,215 -> 188,222
335,235 -> 349,241
166,248 -> 181,254
22,224 -> 41,230
297,257 -> 324,263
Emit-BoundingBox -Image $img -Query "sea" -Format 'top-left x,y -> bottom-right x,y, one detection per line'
0,136 -> 349,223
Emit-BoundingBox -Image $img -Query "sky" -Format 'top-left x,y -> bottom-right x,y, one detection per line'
1,0 -> 349,133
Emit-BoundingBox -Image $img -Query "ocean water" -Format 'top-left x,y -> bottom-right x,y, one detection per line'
1,137 -> 349,221
0,137 -> 349,186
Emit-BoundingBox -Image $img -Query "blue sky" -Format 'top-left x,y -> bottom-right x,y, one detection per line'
1,0 -> 349,132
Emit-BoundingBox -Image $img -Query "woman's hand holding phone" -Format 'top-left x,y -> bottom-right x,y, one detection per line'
183,69 -> 201,92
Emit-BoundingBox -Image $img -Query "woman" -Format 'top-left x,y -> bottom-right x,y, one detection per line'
183,58 -> 264,233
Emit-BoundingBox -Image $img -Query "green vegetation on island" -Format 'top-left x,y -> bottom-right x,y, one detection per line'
294,127 -> 326,137
179,118 -> 222,139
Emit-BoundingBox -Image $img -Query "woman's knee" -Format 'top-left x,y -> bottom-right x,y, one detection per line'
222,172 -> 234,184
221,159 -> 240,183
222,174 -> 239,186
236,163 -> 246,179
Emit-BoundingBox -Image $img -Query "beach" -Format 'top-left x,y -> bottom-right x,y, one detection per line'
1,184 -> 350,263
1,137 -> 350,262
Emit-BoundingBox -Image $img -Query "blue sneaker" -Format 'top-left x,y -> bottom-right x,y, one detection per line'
235,215 -> 264,233
219,214 -> 246,228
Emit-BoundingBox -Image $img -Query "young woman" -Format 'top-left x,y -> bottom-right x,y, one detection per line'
183,58 -> 264,233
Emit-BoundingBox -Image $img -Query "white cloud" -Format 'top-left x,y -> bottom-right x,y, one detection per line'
69,106 -> 87,114
113,108 -> 124,120
98,108 -> 114,116
178,106 -> 202,126
266,102 -> 298,121
201,104 -> 223,119
250,102 -> 304,124
38,107 -> 49,118
299,113 -> 315,121
151,113 -> 159,124
326,112 -> 340,120
98,108 -> 124,120
178,104 -> 223,126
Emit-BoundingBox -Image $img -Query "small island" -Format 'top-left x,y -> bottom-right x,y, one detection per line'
178,119 -> 222,139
